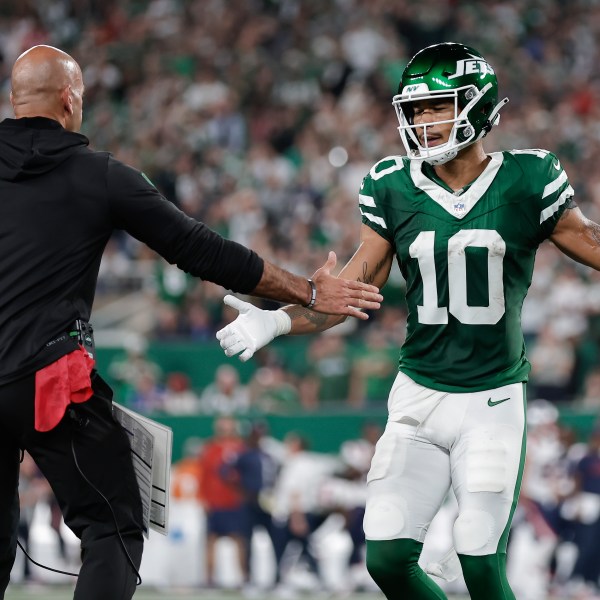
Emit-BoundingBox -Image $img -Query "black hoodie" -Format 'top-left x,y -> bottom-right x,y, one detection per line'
0,117 -> 264,383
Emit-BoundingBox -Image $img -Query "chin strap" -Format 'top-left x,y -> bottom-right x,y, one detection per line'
483,97 -> 509,133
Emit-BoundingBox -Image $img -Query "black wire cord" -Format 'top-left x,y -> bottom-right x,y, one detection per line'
69,438 -> 142,586
16,539 -> 78,577
16,439 -> 142,586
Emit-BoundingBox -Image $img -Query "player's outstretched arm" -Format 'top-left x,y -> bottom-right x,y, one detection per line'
550,205 -> 600,269
251,250 -> 383,318
217,226 -> 394,362
283,225 -> 395,335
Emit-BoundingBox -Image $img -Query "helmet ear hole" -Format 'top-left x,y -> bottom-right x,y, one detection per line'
480,102 -> 494,135
481,101 -> 493,115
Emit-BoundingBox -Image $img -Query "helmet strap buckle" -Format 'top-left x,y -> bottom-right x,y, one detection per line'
484,97 -> 510,133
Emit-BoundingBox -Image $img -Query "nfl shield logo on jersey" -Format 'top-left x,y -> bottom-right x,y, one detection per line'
453,201 -> 466,215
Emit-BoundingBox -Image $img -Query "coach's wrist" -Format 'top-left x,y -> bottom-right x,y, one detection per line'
302,278 -> 317,309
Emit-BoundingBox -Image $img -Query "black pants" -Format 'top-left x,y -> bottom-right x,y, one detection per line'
572,515 -> 600,587
241,500 -> 274,579
271,513 -> 327,584
0,371 -> 144,599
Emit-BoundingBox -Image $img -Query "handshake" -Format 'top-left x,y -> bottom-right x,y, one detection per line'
216,251 -> 383,362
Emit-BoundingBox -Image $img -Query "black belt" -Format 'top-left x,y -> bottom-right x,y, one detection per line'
72,319 -> 95,359
45,319 -> 95,359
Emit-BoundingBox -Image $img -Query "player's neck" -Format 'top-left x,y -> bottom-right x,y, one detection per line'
433,144 -> 490,192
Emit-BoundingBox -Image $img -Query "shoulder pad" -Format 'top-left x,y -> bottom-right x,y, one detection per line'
368,155 -> 407,181
509,148 -> 560,169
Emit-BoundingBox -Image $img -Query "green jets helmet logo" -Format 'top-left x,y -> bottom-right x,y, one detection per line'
448,54 -> 495,80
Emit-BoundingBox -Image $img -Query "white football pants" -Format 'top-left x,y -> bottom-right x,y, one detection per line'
364,371 -> 526,557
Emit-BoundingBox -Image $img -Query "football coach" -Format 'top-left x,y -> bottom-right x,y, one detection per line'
0,45 -> 382,600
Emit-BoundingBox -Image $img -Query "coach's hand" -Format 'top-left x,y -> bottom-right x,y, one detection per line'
311,251 -> 382,320
216,295 -> 291,362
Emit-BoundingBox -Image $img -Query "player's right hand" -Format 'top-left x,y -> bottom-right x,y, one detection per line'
311,251 -> 383,320
216,295 -> 292,362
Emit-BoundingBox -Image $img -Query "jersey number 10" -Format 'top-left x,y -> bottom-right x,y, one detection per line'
409,229 -> 506,325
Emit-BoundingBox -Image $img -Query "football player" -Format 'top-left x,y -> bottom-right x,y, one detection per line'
216,42 -> 600,599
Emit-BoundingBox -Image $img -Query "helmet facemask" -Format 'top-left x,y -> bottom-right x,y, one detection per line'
393,82 -> 499,166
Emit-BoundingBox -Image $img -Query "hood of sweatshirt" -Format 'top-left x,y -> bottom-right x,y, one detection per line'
0,117 -> 89,181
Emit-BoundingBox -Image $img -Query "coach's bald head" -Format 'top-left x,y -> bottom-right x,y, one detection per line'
10,45 -> 84,132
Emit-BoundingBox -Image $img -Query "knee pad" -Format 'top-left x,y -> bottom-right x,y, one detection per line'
453,509 -> 495,555
363,493 -> 408,540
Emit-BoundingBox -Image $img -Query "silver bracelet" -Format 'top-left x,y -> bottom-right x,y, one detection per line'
303,278 -> 317,308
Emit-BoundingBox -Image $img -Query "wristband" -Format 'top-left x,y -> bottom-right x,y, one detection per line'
303,278 -> 317,308
273,309 -> 292,336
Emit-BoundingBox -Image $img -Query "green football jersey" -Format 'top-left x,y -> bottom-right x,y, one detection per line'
359,150 -> 574,392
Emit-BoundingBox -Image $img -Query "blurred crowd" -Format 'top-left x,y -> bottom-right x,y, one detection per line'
105,328 -> 402,414
171,416 -> 382,595
0,0 -> 598,403
16,407 -> 600,598
170,407 -> 600,598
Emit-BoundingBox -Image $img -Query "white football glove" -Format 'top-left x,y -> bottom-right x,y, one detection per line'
216,295 -> 292,362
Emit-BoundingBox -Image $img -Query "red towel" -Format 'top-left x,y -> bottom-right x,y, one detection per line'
34,346 -> 95,432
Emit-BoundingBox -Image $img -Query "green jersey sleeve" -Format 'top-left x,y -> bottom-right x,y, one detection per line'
510,149 -> 574,244
359,155 -> 407,243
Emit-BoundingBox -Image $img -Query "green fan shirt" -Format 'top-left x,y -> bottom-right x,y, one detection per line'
360,150 -> 574,392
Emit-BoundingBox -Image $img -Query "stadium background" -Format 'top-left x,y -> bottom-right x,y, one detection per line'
4,0 -> 600,599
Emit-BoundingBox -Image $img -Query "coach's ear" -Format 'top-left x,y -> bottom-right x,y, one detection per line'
61,85 -> 74,115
